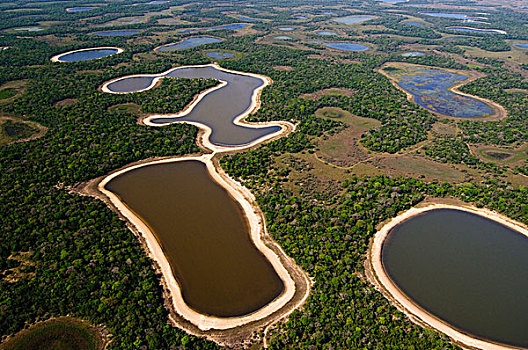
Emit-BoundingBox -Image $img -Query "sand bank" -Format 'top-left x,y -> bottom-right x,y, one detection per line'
50,47 -> 124,63
369,203 -> 528,350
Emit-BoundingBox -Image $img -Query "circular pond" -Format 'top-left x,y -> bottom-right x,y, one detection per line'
379,207 -> 528,348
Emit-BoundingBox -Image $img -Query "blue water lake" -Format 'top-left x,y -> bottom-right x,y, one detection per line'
323,42 -> 370,51
157,37 -> 222,52
449,27 -> 504,34
278,27 -> 295,31
238,16 -> 261,22
317,31 -> 337,36
275,36 -> 293,40
514,43 -> 528,48
421,12 -> 469,19
92,30 -> 140,36
334,16 -> 372,25
385,65 -> 495,118
294,15 -> 308,20
406,22 -> 423,27
178,23 -> 247,34
66,7 -> 96,12
56,48 -> 120,62
205,51 -> 235,59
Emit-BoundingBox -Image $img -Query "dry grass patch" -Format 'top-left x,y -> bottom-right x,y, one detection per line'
375,155 -> 468,183
109,103 -> 141,115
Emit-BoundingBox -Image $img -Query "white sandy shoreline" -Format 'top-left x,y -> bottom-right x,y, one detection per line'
50,47 -> 124,63
94,65 -> 309,338
369,203 -> 528,350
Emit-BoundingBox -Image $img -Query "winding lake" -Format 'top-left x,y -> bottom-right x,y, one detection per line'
104,65 -> 281,147
157,37 -> 222,52
381,208 -> 528,348
54,48 -> 120,62
105,160 -> 284,317
382,64 -> 495,118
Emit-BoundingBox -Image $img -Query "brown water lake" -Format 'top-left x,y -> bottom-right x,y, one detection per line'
105,160 -> 284,317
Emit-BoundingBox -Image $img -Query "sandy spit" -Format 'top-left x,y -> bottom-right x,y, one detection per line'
369,203 -> 528,350
50,47 -> 124,63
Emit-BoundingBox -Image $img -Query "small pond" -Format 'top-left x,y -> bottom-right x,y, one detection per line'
383,64 -> 495,118
205,51 -> 235,59
66,7 -> 96,12
323,42 -> 370,51
317,30 -> 337,36
55,48 -> 120,62
278,27 -> 295,31
333,16 -> 372,25
157,37 -> 222,52
401,52 -> 425,57
274,35 -> 293,40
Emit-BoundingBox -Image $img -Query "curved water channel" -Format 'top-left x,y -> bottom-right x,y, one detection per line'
97,64 -> 306,336
371,204 -> 528,350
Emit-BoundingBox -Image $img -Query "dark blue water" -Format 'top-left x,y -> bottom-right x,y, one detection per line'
387,65 -> 495,118
105,66 -> 281,147
157,37 -> 222,52
66,7 -> 96,12
57,48 -> 119,62
382,208 -> 528,348
323,42 -> 370,51
92,30 -> 140,36
205,51 -> 235,59
406,22 -> 423,27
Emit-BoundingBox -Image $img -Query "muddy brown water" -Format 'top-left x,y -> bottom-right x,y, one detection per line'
105,160 -> 284,317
